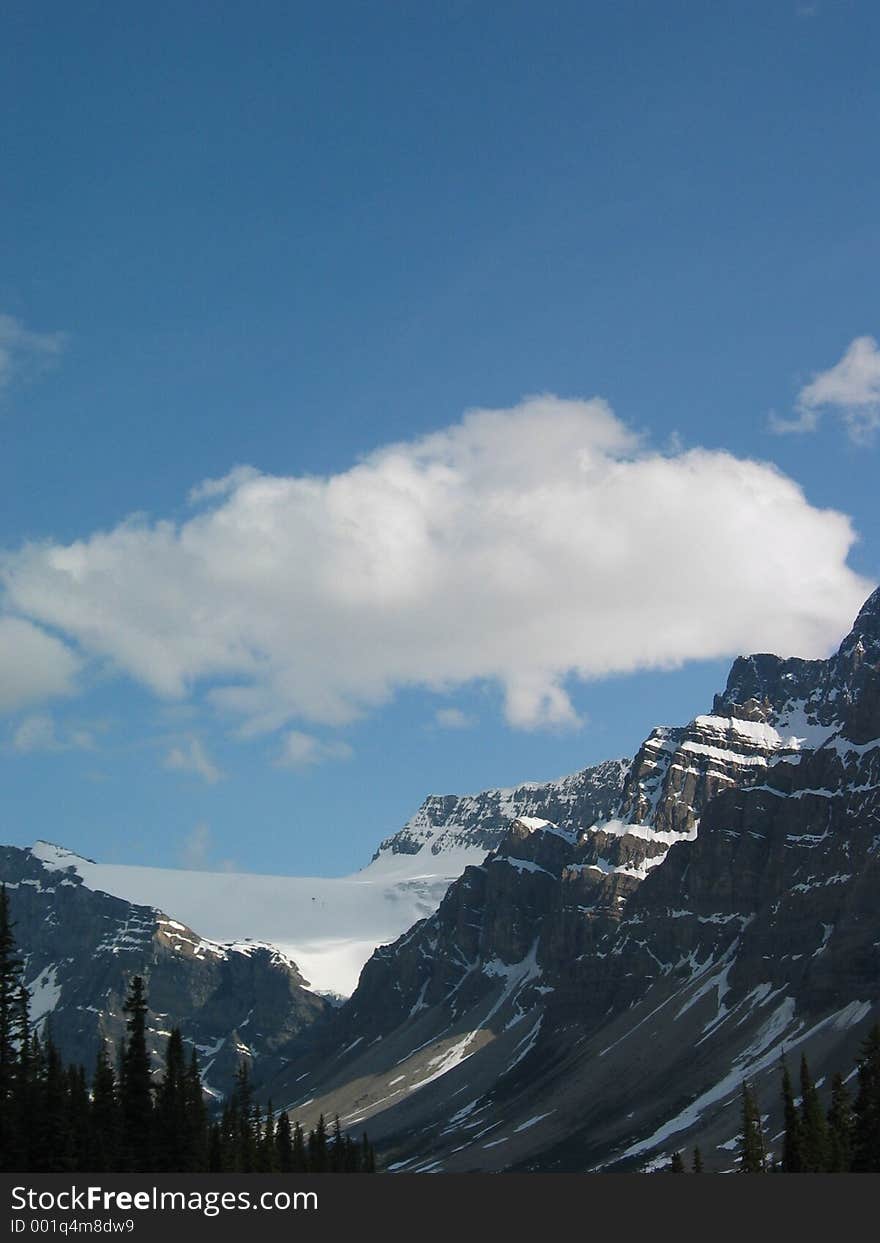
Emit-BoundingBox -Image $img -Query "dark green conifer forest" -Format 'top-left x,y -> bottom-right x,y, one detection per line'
0,887 -> 375,1173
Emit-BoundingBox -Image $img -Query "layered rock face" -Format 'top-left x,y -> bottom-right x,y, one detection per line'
265,589 -> 880,1172
372,758 -> 629,860
0,844 -> 326,1097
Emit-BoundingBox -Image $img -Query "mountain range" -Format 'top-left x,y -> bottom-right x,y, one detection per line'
2,587 -> 879,1169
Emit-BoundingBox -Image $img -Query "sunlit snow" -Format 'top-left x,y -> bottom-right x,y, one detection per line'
31,839 -> 485,996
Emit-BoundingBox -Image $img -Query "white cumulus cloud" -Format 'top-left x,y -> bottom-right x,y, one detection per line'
770,336 -> 880,443
0,617 -> 81,713
0,396 -> 872,732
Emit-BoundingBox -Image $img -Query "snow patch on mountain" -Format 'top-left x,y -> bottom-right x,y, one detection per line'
30,839 -> 487,997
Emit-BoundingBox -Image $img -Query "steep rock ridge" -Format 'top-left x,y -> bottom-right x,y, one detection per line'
0,843 -> 326,1097
264,588 -> 880,1172
560,588 -> 880,1038
372,758 -> 629,860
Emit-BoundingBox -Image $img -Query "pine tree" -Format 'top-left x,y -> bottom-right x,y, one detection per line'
10,982 -> 34,1170
669,1150 -> 685,1172
40,1031 -> 73,1171
331,1113 -> 345,1171
275,1111 -> 294,1172
208,1121 -> 224,1172
24,1031 -> 45,1169
0,885 -> 25,1168
361,1131 -> 376,1173
308,1113 -> 328,1172
826,1072 -> 854,1172
292,1119 -> 307,1172
67,1064 -> 91,1169
89,1043 -> 122,1171
154,1027 -> 188,1171
230,1060 -> 256,1171
852,1023 -> 880,1172
739,1081 -> 766,1172
120,976 -> 154,1171
183,1046 -> 208,1171
780,1057 -> 803,1172
692,1146 -> 703,1173
258,1100 -> 278,1172
799,1053 -> 828,1172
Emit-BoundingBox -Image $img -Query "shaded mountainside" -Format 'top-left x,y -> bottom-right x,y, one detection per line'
0,843 -> 327,1098
263,588 -> 880,1172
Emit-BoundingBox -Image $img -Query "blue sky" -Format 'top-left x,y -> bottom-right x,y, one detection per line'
1,0 -> 878,876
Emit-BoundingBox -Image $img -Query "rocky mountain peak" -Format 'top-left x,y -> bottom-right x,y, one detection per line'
371,758 -> 630,863
851,582 -> 880,631
263,587 -> 880,1173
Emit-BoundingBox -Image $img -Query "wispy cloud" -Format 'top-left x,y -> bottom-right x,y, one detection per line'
10,712 -> 95,754
433,707 -> 475,730
275,731 -> 354,769
2,396 -> 871,734
770,336 -> 880,443
177,821 -> 212,869
163,735 -> 224,783
0,312 -> 66,397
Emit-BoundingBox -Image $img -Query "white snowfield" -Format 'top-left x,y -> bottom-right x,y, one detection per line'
30,840 -> 487,998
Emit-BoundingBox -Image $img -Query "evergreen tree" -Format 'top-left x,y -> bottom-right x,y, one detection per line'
292,1119 -> 307,1173
331,1114 -> 345,1171
360,1131 -> 376,1173
669,1150 -> 685,1173
10,982 -> 34,1170
89,1044 -> 122,1171
40,1031 -> 73,1171
67,1065 -> 91,1167
826,1072 -> 854,1173
154,1027 -> 188,1171
230,1060 -> 256,1171
780,1057 -> 803,1172
799,1053 -> 828,1172
120,976 -> 154,1171
207,1121 -> 224,1172
692,1146 -> 703,1173
308,1113 -> 328,1172
183,1046 -> 208,1171
0,885 -> 24,1168
852,1023 -> 880,1172
23,1031 -> 45,1170
739,1081 -> 766,1172
275,1110 -> 293,1172
259,1100 -> 278,1172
